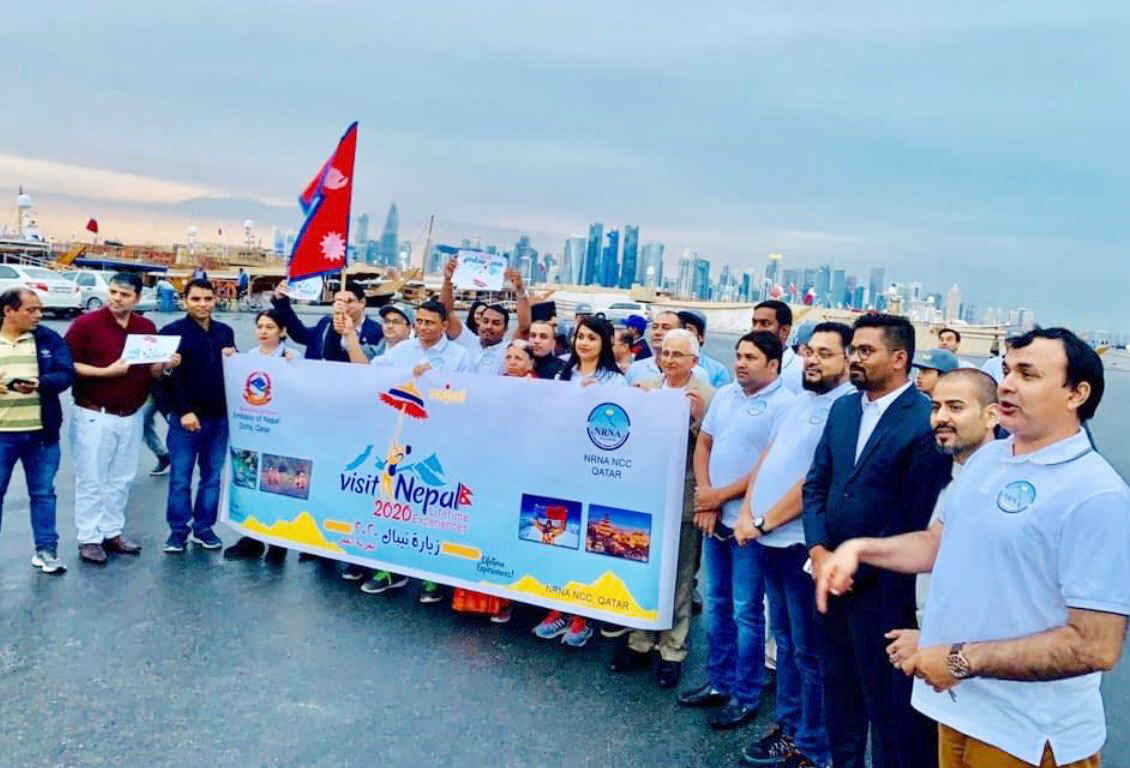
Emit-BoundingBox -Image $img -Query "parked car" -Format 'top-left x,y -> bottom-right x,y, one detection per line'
61,270 -> 158,313
0,263 -> 82,317
604,301 -> 652,324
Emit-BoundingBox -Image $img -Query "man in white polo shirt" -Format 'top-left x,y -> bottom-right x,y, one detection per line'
676,330 -> 795,731
440,258 -> 530,375
752,300 -> 803,394
372,299 -> 471,375
625,310 -> 708,385
732,322 -> 854,767
816,328 -> 1129,768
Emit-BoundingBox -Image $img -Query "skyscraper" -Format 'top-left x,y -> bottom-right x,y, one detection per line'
618,225 -> 639,289
816,265 -> 831,306
583,223 -> 603,286
945,284 -> 962,323
831,269 -> 846,308
869,267 -> 885,309
563,235 -> 586,285
675,250 -> 695,298
378,203 -> 399,266
640,243 -> 664,287
692,257 -> 711,300
356,213 -> 369,247
601,229 -> 620,288
512,236 -> 538,282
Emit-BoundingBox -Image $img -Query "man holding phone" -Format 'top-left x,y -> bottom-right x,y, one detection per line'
677,331 -> 794,730
0,289 -> 74,574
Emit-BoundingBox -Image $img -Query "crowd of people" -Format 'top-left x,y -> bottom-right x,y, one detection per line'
0,257 -> 1126,768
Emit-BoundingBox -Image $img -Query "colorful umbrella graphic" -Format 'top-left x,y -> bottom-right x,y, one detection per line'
378,381 -> 429,499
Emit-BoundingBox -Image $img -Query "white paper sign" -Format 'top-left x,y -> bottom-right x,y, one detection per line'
121,334 -> 181,365
451,249 -> 507,291
288,275 -> 324,302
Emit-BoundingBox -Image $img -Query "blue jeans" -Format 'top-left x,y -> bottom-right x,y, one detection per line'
704,532 -> 767,707
0,432 -> 61,551
166,416 -> 228,540
763,543 -> 829,764
141,395 -> 168,460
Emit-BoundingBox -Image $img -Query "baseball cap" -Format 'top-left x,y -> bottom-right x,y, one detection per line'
792,321 -> 816,348
574,302 -> 594,317
624,314 -> 647,333
379,303 -> 416,325
913,348 -> 960,373
676,309 -> 707,335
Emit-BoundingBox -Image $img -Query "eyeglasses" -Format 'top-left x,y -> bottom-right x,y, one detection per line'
808,349 -> 844,361
660,350 -> 692,360
846,345 -> 895,361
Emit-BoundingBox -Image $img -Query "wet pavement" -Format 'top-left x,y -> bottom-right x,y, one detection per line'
0,311 -> 1127,767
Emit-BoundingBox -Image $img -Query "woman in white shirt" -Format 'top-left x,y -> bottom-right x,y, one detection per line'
246,309 -> 295,360
554,316 -> 628,390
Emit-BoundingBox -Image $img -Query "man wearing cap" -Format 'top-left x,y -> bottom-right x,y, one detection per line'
753,300 -> 803,394
914,348 -> 960,397
626,311 -> 708,385
441,257 -> 530,375
344,303 -> 414,362
677,310 -> 731,388
816,328 -> 1128,768
271,279 -> 384,362
623,315 -> 652,360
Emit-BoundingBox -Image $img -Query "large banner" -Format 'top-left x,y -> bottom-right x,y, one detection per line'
220,356 -> 690,629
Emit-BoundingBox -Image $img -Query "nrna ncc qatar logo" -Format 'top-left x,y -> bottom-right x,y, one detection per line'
997,480 -> 1036,514
587,403 -> 631,451
243,371 -> 272,407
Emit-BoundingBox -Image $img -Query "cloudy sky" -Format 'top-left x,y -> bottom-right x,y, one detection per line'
3,2 -> 1129,331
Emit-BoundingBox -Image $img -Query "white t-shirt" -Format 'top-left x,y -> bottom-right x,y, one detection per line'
753,380 -> 855,548
915,460 -> 963,624
372,335 -> 471,373
914,429 -> 1130,765
450,325 -> 509,375
778,346 -> 804,394
700,378 -> 795,528
625,356 -> 708,386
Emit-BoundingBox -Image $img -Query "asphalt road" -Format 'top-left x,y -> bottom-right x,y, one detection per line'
0,311 -> 1126,768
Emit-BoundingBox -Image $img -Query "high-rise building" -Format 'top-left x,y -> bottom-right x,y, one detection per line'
619,225 -> 639,289
802,268 -> 816,297
378,203 -> 399,266
740,269 -> 757,302
512,236 -> 538,283
675,250 -> 695,298
692,257 -> 712,300
945,284 -> 962,323
356,213 -> 370,247
845,275 -> 858,307
765,253 -> 782,287
831,269 -> 846,308
782,269 -> 800,301
583,223 -> 603,286
640,243 -> 664,287
563,235 -> 586,285
853,285 -> 867,310
816,265 -> 831,306
868,268 -> 885,309
601,229 -> 620,287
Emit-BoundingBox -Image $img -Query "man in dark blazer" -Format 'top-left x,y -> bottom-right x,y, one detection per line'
270,279 -> 382,362
803,313 -> 951,768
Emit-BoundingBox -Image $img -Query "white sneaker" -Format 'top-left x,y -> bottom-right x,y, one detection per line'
31,550 -> 66,574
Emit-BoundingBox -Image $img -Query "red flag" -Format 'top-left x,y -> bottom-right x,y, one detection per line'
85,218 -> 99,234
289,122 -> 357,280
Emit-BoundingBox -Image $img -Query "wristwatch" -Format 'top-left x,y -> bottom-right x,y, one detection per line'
752,516 -> 768,535
947,642 -> 973,679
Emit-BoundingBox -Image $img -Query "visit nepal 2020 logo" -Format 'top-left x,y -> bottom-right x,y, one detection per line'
338,380 -> 473,520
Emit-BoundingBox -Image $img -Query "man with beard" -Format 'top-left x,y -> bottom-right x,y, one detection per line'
729,322 -> 855,767
441,257 -> 530,375
802,314 -> 952,768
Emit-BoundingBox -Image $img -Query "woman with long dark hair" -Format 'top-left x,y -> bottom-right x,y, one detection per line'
554,316 -> 627,389
465,300 -> 487,335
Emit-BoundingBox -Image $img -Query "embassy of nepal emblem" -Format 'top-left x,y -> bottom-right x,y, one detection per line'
243,371 -> 272,407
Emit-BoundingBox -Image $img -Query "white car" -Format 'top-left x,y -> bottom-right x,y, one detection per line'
61,270 -> 158,313
604,301 -> 652,324
0,263 -> 81,316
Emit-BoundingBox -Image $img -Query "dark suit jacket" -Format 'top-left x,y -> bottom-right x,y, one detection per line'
271,296 -> 383,362
803,384 -> 951,557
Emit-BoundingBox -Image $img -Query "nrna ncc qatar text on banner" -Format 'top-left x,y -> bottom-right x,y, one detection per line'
220,355 -> 689,629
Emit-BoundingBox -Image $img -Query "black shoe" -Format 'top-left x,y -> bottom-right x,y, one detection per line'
297,551 -> 326,562
677,682 -> 729,708
341,563 -> 370,581
691,588 -> 704,615
655,660 -> 682,689
740,725 -> 795,765
223,536 -> 266,559
150,455 -> 171,476
264,545 -> 288,564
608,642 -> 652,673
710,697 -> 759,730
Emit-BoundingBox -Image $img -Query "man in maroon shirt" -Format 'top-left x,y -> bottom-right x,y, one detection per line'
65,272 -> 179,564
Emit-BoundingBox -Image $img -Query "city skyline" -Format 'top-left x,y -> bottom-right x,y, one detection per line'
3,3 -> 1129,332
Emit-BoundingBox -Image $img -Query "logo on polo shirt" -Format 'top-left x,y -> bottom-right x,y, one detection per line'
996,480 -> 1036,514
587,403 -> 631,451
747,398 -> 767,416
243,371 -> 272,407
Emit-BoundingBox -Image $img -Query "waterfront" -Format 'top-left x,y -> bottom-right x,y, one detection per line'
0,311 -> 1126,767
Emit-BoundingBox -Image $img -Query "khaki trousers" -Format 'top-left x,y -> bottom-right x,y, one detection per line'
939,724 -> 1100,768
628,520 -> 700,662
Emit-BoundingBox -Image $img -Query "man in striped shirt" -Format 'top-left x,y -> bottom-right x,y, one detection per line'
0,288 -> 74,574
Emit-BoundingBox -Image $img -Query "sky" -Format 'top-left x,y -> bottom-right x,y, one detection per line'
3,1 -> 1129,332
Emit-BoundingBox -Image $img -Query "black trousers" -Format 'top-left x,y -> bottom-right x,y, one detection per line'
818,574 -> 936,768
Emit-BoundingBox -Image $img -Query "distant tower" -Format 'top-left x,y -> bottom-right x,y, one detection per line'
242,219 -> 256,249
945,284 -> 962,323
583,222 -> 603,286
356,213 -> 370,246
618,225 -> 639,289
379,203 -> 399,266
186,225 -> 198,257
16,188 -> 39,239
